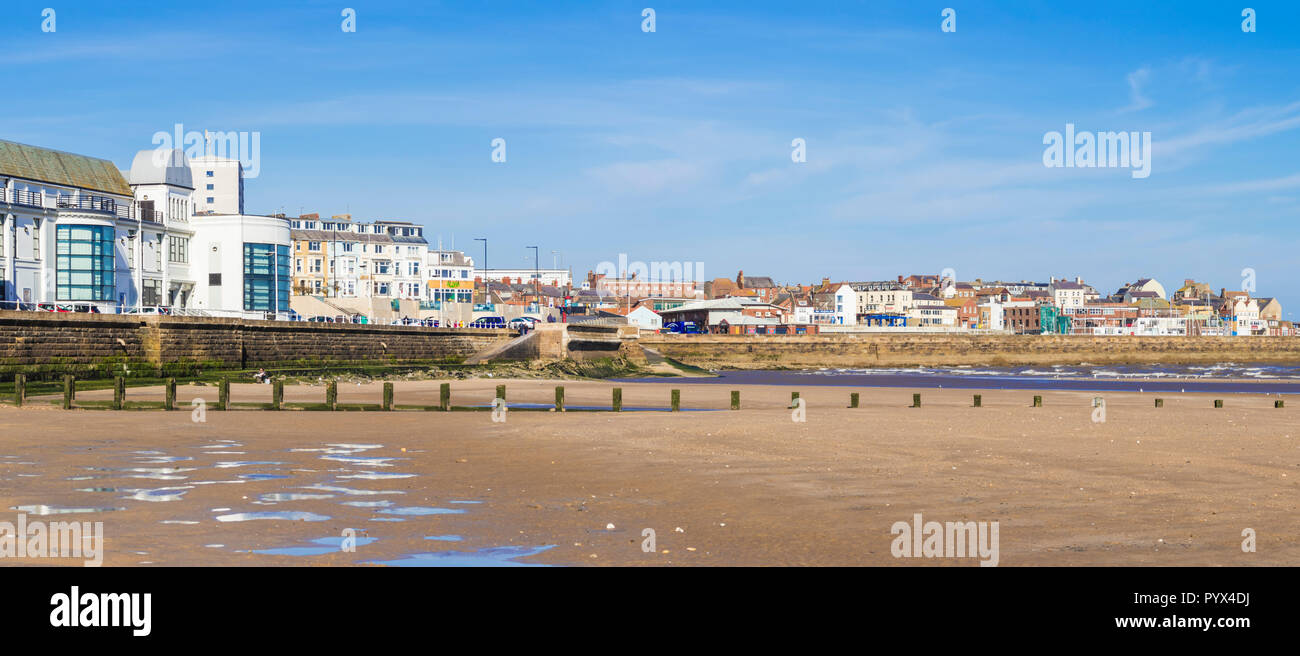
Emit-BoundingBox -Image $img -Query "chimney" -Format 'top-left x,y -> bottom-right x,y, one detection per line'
1050,276 -> 1056,283
821,277 -> 830,287
736,270 -> 745,288
897,275 -> 904,284
1075,276 -> 1082,284
1220,288 -> 1226,298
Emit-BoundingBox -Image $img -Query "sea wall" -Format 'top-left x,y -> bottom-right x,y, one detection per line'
0,311 -> 511,377
638,333 -> 1300,369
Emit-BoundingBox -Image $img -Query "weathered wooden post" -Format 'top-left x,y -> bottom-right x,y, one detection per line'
13,373 -> 25,407
326,381 -> 337,410
671,389 -> 680,412
790,391 -> 800,407
973,394 -> 982,408
272,379 -> 283,410
1214,399 -> 1223,408
63,375 -> 75,410
1032,395 -> 1043,407
113,376 -> 125,410
555,386 -> 565,412
382,382 -> 394,411
910,393 -> 921,408
849,392 -> 859,408
612,387 -> 623,412
439,383 -> 450,411
1275,399 -> 1285,409
165,378 -> 177,410
496,384 -> 506,401
1154,398 -> 1164,408
218,378 -> 229,411
731,390 -> 741,410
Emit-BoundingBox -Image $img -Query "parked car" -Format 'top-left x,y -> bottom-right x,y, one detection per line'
470,316 -> 506,329
123,306 -> 172,315
37,303 -> 70,312
508,317 -> 536,331
307,316 -> 336,323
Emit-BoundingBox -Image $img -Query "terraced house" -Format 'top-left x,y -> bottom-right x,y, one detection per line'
1,140 -> 290,317
289,215 -> 432,303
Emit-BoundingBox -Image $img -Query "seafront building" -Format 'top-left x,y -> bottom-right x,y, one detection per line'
1,140 -> 290,318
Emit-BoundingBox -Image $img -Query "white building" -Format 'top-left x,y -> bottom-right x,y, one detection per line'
1,140 -> 290,317
1049,279 -> 1087,309
849,281 -> 914,317
626,306 -> 662,330
478,267 -> 571,287
189,155 -> 245,215
426,248 -> 475,305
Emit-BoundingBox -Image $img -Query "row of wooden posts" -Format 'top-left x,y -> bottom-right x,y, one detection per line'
3,373 -> 1286,411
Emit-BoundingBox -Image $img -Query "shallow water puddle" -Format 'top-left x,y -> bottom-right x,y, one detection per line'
12,504 -> 123,515
365,545 -> 555,567
377,506 -> 466,517
245,535 -> 378,557
258,492 -> 335,502
341,500 -> 394,508
214,511 -> 330,522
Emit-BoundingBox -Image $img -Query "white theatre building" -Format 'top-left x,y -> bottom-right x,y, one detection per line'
0,139 -> 290,318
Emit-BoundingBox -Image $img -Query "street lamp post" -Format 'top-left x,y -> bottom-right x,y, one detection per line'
474,237 -> 487,306
527,245 -> 539,314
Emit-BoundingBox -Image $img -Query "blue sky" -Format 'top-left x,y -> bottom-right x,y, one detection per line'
4,1 -> 1299,312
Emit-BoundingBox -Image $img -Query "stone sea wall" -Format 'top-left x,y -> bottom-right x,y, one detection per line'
638,333 -> 1300,369
0,311 -> 511,378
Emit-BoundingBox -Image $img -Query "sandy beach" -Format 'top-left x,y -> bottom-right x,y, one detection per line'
1,378 -> 1296,566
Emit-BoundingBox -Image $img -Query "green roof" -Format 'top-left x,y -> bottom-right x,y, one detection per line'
0,139 -> 132,196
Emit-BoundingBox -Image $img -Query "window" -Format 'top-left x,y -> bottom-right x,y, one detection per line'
408,261 -> 420,276
310,259 -> 321,273
296,258 -> 302,273
206,184 -> 214,191
206,197 -> 215,204
375,260 -> 390,275
243,243 -> 290,312
342,242 -> 354,253
374,245 -> 384,254
206,170 -> 214,177
374,281 -> 390,296
308,241 -> 321,251
142,278 -> 162,306
32,219 -> 41,259
56,225 -> 114,301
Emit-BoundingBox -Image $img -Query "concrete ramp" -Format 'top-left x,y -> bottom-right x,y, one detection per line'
465,330 -> 539,364
465,323 -> 637,364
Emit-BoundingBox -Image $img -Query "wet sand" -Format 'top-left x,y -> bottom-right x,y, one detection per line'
1,379 -> 1297,566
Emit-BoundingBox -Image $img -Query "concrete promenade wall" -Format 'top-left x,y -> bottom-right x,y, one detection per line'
638,333 -> 1300,369
0,311 -> 511,377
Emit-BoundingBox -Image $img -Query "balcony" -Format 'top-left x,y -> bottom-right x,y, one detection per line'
1,188 -> 151,221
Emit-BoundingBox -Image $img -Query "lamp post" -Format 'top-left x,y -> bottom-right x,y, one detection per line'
527,245 -> 539,314
474,237 -> 487,305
